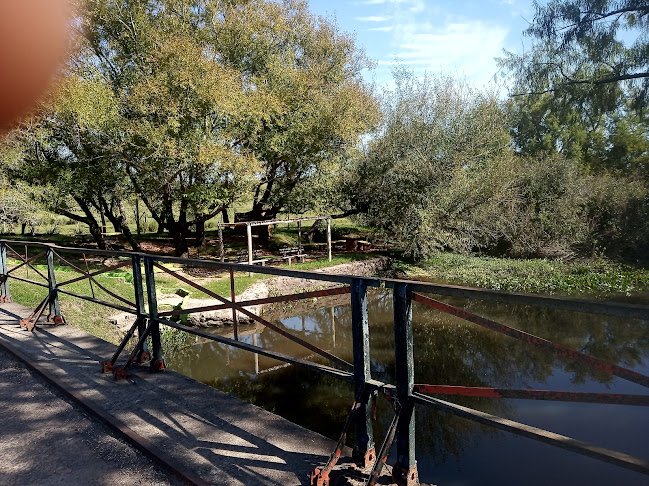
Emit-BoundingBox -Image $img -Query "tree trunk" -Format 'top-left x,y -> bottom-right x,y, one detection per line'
169,221 -> 189,257
168,198 -> 189,258
100,210 -> 107,234
21,222 -> 26,235
99,196 -> 141,251
127,171 -> 166,234
195,219 -> 205,248
221,207 -> 230,224
117,200 -> 141,251
73,198 -> 106,249
88,221 -> 105,248
135,198 -> 141,236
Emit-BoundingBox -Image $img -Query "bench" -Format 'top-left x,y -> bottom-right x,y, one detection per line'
279,247 -> 306,265
357,240 -> 372,251
79,232 -> 122,244
236,249 -> 269,266
344,237 -> 371,252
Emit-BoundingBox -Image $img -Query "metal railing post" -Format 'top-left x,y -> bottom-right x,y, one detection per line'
46,247 -> 63,324
393,282 -> 418,484
131,255 -> 150,361
0,242 -> 10,303
351,278 -> 376,468
144,256 -> 164,371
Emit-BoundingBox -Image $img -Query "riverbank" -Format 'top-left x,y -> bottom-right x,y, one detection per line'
392,253 -> 649,297
157,256 -> 391,327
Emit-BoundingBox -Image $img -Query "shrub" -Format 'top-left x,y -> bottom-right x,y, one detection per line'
581,173 -> 649,259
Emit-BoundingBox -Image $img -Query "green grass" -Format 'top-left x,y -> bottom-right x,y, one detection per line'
155,272 -> 263,300
7,262 -> 137,343
4,250 -> 372,344
401,253 -> 649,295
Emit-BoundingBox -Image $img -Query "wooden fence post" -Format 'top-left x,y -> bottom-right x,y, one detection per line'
327,218 -> 332,262
219,225 -> 224,262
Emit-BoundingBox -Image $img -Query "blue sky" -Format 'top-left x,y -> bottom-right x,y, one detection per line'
307,0 -> 536,89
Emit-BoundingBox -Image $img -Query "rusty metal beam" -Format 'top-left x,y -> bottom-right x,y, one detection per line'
311,387 -> 366,486
6,275 -> 49,289
6,240 -> 649,320
153,262 -> 352,370
6,250 -> 46,276
413,392 -> 649,476
157,286 -> 351,317
88,277 -> 136,309
56,288 -> 137,314
19,295 -> 50,331
414,385 -> 649,406
51,250 -> 136,308
51,250 -> 87,276
57,260 -> 131,287
6,246 -> 48,282
413,292 -> 649,389
156,316 -> 354,382
367,399 -> 412,486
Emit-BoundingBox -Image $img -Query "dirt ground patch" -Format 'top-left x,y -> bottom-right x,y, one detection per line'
0,346 -> 182,486
108,257 -> 390,332
266,257 -> 390,296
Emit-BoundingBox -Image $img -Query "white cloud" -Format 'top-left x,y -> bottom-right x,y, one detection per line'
350,0 -> 514,89
357,0 -> 406,4
356,15 -> 392,22
391,21 -> 508,84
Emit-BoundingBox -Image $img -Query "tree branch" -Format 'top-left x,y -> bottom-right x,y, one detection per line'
512,71 -> 649,97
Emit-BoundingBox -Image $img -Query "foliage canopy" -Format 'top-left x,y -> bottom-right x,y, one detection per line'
2,0 -> 377,255
501,0 -> 649,113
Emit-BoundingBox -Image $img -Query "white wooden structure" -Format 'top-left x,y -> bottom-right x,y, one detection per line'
217,216 -> 332,266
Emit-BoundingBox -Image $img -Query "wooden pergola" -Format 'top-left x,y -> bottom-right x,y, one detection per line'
217,216 -> 332,265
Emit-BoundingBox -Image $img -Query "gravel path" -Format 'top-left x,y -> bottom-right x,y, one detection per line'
0,346 -> 185,486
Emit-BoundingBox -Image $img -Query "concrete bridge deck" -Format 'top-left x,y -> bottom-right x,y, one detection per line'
0,302 -> 342,486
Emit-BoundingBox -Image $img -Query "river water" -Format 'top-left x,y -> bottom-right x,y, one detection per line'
165,290 -> 649,485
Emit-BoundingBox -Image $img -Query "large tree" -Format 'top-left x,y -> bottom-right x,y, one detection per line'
501,0 -> 649,112
1,75 -> 135,249
500,1 -> 649,173
346,73 -> 523,257
212,0 -> 379,221
4,0 -> 377,256
78,0 -> 268,255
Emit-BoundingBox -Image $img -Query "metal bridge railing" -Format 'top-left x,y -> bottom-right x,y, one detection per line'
2,239 -> 649,485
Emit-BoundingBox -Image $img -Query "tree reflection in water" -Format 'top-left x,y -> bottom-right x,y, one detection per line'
165,290 -> 649,485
